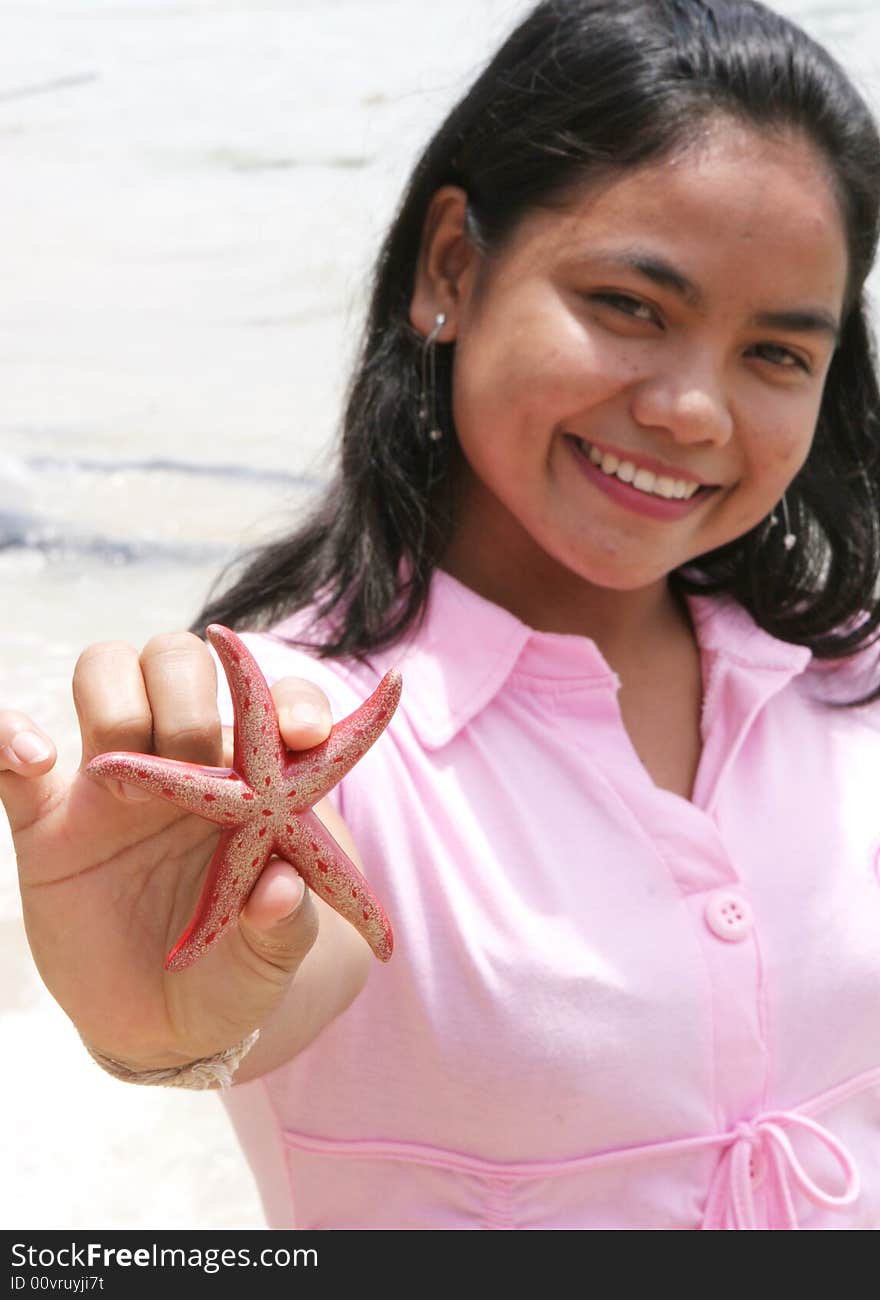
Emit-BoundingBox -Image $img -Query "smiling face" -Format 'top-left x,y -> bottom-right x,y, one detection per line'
412,120 -> 849,630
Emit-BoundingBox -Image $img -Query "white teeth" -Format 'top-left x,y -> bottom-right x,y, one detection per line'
577,439 -> 703,501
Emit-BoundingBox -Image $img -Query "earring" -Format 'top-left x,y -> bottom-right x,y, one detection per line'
770,492 -> 797,551
419,312 -> 446,443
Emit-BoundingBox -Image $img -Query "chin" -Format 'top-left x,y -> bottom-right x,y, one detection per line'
555,543 -> 674,592
593,568 -> 672,592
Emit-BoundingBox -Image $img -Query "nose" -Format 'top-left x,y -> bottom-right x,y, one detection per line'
629,349 -> 734,447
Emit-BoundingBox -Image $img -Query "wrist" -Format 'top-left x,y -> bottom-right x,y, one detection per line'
81,1029 -> 261,1089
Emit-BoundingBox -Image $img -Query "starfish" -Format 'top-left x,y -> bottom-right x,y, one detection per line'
87,624 -> 399,971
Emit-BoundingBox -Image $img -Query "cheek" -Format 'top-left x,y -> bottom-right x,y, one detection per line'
739,389 -> 820,476
451,325 -> 628,451
722,414 -> 817,535
450,344 -> 539,457
752,433 -> 804,476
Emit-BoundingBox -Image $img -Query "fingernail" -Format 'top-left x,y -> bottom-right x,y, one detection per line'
281,704 -> 327,734
10,732 -> 52,764
274,879 -> 306,924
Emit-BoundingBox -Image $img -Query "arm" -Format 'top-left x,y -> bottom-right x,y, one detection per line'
1,634 -> 386,1089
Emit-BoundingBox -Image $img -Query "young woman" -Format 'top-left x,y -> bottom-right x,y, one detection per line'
3,0 -> 880,1228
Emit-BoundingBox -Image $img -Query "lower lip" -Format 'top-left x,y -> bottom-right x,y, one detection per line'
565,436 -> 716,521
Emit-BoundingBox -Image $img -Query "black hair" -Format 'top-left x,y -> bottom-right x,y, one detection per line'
192,0 -> 880,702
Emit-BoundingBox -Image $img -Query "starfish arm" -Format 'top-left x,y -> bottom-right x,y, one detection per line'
88,626 -> 397,972
286,668 -> 402,809
206,624 -> 287,789
164,820 -> 273,972
276,808 -> 393,962
86,752 -> 250,826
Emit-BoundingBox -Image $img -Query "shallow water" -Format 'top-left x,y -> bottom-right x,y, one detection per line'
1,0 -> 878,1230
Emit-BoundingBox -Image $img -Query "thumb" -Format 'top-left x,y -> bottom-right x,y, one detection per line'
236,857 -> 319,973
0,712 -> 67,834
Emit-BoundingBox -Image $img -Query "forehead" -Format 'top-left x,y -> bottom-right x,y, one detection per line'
499,122 -> 849,311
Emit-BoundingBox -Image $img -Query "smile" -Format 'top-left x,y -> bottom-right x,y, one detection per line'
565,435 -> 719,521
574,438 -> 706,500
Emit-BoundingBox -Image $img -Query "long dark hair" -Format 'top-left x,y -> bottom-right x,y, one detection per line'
192,0 -> 880,700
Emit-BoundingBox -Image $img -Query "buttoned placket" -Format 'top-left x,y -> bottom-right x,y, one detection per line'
353,574 -> 871,1228
580,624 -> 864,1227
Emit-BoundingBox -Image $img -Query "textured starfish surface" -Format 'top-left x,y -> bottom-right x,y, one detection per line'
87,624 -> 399,971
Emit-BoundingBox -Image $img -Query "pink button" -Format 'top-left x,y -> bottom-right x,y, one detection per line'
704,890 -> 753,942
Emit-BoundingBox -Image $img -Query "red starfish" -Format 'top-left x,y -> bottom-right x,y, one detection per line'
87,624 -> 399,971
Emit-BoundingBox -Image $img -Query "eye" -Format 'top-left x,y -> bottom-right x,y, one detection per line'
748,342 -> 812,374
590,292 -> 661,325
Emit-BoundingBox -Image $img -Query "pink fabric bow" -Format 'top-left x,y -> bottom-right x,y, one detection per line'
701,1110 -> 860,1229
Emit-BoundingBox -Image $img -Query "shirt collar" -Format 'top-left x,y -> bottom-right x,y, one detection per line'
270,568 -> 814,751
362,570 -> 813,751
685,589 -> 813,676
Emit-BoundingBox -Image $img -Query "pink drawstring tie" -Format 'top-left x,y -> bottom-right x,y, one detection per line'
701,1110 -> 860,1229
282,1066 -> 880,1229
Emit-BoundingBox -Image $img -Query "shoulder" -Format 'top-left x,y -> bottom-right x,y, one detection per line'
688,590 -> 880,730
798,642 -> 880,736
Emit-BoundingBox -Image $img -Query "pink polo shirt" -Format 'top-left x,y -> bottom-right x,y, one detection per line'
219,570 -> 880,1229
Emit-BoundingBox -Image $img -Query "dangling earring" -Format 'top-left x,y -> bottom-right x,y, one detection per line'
770,492 -> 797,551
419,312 -> 446,443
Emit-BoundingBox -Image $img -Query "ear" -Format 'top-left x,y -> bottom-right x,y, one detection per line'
409,185 -> 478,342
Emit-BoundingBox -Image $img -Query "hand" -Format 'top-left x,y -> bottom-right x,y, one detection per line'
0,631 -> 343,1070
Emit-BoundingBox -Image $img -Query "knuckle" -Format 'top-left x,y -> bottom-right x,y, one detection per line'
236,933 -> 296,984
92,710 -> 152,741
141,630 -> 207,664
153,718 -> 221,751
244,895 -> 319,975
74,640 -> 137,675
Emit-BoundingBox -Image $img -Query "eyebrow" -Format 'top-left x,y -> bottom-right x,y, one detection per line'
750,308 -> 840,343
594,250 -> 702,305
588,248 -> 841,342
